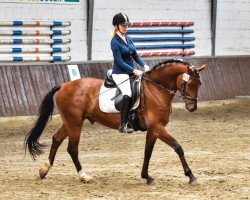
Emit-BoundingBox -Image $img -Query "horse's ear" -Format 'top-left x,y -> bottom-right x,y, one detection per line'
198,64 -> 207,71
188,65 -> 196,73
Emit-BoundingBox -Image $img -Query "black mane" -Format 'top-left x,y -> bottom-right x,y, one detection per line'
153,59 -> 190,70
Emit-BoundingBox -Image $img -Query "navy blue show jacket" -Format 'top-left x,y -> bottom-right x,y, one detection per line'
111,34 -> 145,74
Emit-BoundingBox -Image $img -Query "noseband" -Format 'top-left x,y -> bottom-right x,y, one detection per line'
180,73 -> 200,103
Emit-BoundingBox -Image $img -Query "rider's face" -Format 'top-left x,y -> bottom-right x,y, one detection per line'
118,24 -> 128,35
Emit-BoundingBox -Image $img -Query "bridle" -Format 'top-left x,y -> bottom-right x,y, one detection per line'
142,70 -> 201,104
179,73 -> 201,103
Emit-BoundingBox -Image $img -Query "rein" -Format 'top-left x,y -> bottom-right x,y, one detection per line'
142,75 -> 179,97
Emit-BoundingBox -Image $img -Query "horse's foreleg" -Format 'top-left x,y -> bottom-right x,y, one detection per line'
39,124 -> 68,179
156,126 -> 197,184
141,131 -> 157,184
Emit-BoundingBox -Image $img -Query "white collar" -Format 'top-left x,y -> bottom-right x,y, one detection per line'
117,31 -> 127,44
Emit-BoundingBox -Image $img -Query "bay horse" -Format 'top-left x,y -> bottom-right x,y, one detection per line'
24,59 -> 206,184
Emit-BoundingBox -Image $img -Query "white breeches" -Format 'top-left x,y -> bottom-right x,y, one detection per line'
112,74 -> 132,97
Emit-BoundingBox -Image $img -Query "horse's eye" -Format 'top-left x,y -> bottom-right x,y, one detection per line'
188,84 -> 194,89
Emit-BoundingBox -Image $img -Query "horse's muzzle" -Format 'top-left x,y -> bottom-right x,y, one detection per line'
185,102 -> 197,112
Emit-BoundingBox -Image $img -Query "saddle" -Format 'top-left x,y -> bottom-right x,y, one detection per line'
104,69 -> 140,111
99,70 -> 146,132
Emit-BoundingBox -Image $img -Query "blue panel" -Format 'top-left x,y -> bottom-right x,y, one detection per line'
13,57 -> 23,61
53,21 -> 63,26
13,21 -> 23,26
52,48 -> 62,52
127,29 -> 194,34
53,39 -> 63,44
13,39 -> 23,44
12,48 -> 22,52
131,37 -> 195,42
134,44 -> 195,49
53,30 -> 62,35
53,56 -> 62,61
13,30 -> 22,35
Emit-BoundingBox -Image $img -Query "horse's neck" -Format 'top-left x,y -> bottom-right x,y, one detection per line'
148,65 -> 186,90
143,65 -> 183,105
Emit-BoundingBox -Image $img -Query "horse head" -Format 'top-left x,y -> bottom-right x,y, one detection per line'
176,64 -> 207,112
145,60 -> 207,112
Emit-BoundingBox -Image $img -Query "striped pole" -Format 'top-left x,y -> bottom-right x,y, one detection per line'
127,21 -> 195,57
0,21 -> 71,27
127,29 -> 194,34
135,44 -> 195,50
130,22 -> 194,27
0,30 -> 71,36
0,20 -> 71,62
0,56 -> 71,62
0,38 -> 71,44
0,47 -> 70,53
131,36 -> 195,42
138,51 -> 195,57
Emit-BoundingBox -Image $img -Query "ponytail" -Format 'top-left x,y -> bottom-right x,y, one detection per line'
111,26 -> 118,37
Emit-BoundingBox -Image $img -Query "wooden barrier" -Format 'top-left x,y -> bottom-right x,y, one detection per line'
0,56 -> 250,116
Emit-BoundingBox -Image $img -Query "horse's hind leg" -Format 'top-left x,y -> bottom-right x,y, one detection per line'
39,124 -> 68,179
66,120 -> 95,183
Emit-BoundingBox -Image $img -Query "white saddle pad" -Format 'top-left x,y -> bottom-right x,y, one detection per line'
99,83 -> 141,113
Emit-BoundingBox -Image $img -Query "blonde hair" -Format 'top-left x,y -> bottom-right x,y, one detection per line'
111,26 -> 118,37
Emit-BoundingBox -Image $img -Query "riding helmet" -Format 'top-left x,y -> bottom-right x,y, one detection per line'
112,13 -> 130,26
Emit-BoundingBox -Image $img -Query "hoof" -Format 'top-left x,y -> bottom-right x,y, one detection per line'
79,175 -> 97,183
189,176 -> 198,185
39,163 -> 51,179
142,173 -> 154,185
146,177 -> 155,185
39,169 -> 46,179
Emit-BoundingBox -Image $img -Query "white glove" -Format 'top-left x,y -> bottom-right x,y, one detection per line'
133,69 -> 143,76
144,64 -> 150,72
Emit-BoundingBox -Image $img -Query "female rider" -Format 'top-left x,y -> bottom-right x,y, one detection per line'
111,13 -> 150,133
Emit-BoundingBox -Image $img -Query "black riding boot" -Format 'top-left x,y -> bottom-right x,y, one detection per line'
118,95 -> 134,133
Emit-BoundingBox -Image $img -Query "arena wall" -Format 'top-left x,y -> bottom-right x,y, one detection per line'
0,56 -> 249,117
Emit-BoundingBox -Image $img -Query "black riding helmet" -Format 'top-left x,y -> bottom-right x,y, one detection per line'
112,13 -> 131,26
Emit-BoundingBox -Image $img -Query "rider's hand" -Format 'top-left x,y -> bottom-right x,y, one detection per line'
133,69 -> 143,76
144,64 -> 150,72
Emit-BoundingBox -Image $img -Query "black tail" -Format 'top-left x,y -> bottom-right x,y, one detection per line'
24,85 -> 61,160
